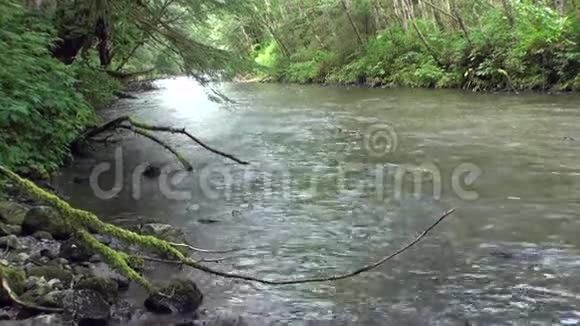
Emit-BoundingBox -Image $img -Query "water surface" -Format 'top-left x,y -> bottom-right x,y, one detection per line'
56,78 -> 580,324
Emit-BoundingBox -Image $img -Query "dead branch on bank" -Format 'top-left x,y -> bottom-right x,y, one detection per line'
0,165 -> 455,291
80,116 -> 249,169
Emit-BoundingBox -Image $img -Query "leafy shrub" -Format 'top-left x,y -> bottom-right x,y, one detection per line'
0,2 -> 96,176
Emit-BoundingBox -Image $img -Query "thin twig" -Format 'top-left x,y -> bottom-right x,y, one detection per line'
175,209 -> 455,285
83,116 -> 248,165
143,255 -> 234,264
168,242 -> 256,254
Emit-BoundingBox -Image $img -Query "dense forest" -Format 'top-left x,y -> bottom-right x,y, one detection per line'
1,0 -> 579,175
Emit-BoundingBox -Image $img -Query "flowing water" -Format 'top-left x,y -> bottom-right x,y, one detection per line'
56,78 -> 580,324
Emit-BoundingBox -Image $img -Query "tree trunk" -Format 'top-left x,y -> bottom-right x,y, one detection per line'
340,0 -> 364,45
298,0 -> 327,49
449,0 -> 472,48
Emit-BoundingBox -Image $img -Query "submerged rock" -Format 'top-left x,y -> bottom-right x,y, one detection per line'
144,279 -> 203,314
22,206 -> 68,239
0,201 -> 28,226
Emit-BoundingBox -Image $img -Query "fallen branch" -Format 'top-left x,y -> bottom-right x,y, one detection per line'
118,125 -> 193,171
81,116 -> 248,166
0,166 -> 455,290
176,209 -> 456,285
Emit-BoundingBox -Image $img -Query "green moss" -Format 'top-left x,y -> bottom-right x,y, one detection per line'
0,265 -> 26,295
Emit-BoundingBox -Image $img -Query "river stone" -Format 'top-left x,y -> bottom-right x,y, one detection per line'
33,230 -> 54,240
28,266 -> 74,284
0,222 -> 21,236
60,238 -> 92,262
144,279 -> 203,314
74,277 -> 119,303
0,201 -> 28,225
22,206 -> 69,239
40,289 -> 111,325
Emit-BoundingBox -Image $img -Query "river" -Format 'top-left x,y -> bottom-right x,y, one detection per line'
55,77 -> 580,324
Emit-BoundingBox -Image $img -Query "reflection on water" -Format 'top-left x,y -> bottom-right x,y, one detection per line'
56,77 -> 580,324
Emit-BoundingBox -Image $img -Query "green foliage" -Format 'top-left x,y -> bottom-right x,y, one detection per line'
73,62 -> 123,109
0,1 -> 95,176
223,0 -> 579,92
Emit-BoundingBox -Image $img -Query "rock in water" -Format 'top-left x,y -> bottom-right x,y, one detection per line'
0,201 -> 28,225
22,206 -> 68,239
144,279 -> 203,314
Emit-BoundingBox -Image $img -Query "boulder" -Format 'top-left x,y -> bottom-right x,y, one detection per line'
0,201 -> 28,226
59,238 -> 92,262
74,277 -> 119,303
144,279 -> 203,314
28,266 -> 74,284
65,290 -> 111,326
22,206 -> 69,239
40,289 -> 110,325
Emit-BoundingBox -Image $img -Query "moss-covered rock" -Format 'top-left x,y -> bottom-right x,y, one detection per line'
27,266 -> 73,284
74,277 -> 119,303
0,265 -> 26,305
144,279 -> 203,314
22,206 -> 69,239
0,201 -> 28,226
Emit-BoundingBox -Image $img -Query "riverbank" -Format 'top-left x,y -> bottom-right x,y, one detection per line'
0,182 -> 250,325
244,5 -> 579,93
